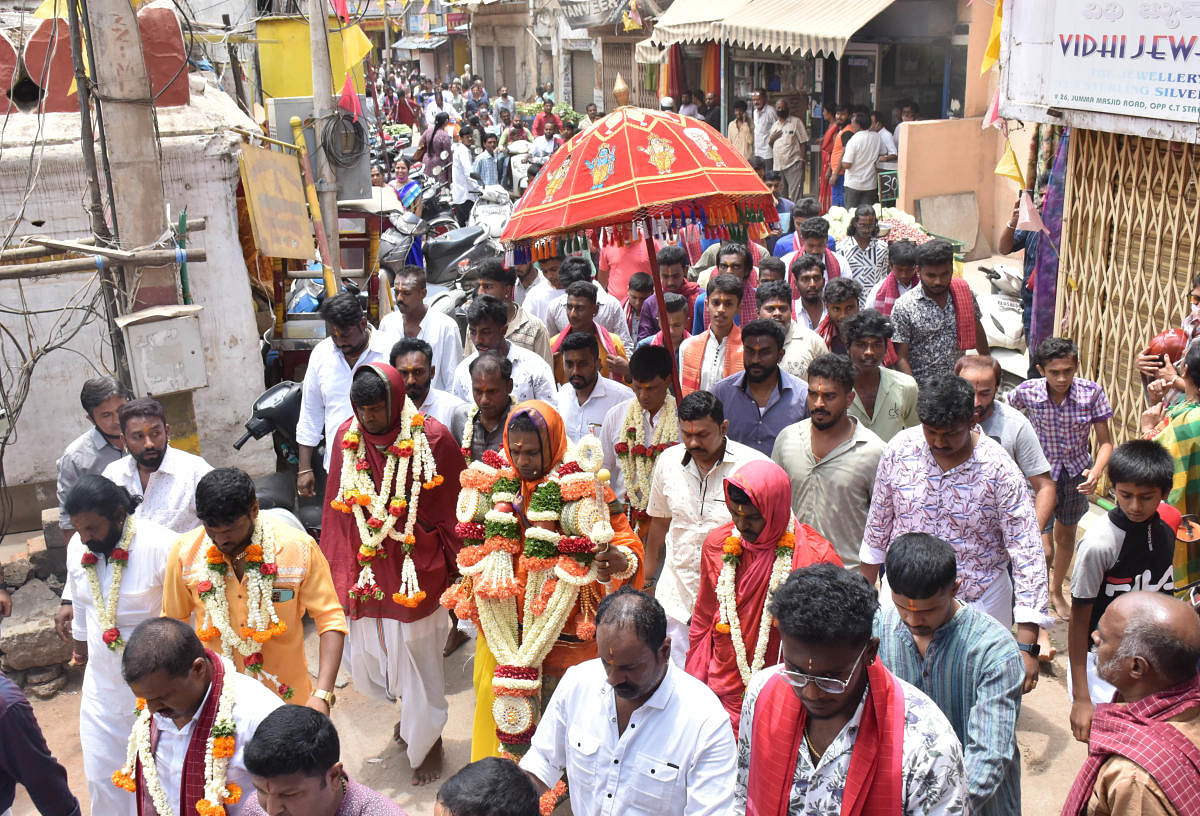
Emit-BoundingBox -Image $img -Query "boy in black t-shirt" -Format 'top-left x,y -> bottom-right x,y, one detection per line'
1067,439 -> 1179,743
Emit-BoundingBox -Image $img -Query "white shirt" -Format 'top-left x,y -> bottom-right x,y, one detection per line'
67,518 -> 175,709
697,333 -> 729,393
646,439 -> 768,623
417,387 -> 467,431
296,329 -> 398,470
516,272 -> 549,306
452,343 -> 556,404
450,141 -> 478,205
842,129 -> 884,190
554,376 -> 634,444
598,398 -> 678,502
530,135 -> 559,159
521,660 -> 736,816
523,280 -> 559,324
544,282 -> 635,349
876,126 -> 898,155
751,105 -> 778,159
102,447 -> 213,534
151,658 -> 284,816
378,309 -> 464,392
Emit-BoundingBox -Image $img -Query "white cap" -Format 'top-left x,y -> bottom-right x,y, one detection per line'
660,96 -> 674,110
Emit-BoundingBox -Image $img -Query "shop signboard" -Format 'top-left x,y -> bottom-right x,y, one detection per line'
560,0 -> 625,29
1000,0 -> 1200,142
238,143 -> 315,261
1047,1 -> 1200,122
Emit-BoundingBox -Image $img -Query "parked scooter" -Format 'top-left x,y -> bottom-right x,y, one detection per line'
469,184 -> 513,239
978,262 -> 1030,393
233,381 -> 325,537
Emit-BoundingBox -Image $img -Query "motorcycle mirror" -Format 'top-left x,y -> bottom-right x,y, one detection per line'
440,151 -> 449,160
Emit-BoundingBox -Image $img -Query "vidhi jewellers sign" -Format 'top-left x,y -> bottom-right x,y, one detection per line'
1048,2 -> 1200,120
999,0 -> 1200,142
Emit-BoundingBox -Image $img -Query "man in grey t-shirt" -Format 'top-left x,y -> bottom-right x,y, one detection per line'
958,357 -> 1055,531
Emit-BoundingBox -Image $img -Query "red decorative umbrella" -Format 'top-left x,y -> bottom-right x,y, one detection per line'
500,79 -> 777,394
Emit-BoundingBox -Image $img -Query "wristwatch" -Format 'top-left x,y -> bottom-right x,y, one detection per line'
1016,642 -> 1041,658
312,688 -> 337,707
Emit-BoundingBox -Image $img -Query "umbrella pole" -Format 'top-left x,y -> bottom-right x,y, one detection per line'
642,221 -> 683,400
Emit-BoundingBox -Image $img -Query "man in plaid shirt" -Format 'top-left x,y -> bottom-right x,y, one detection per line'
1007,337 -> 1113,621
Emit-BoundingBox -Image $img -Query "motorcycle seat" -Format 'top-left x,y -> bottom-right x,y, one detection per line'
424,225 -> 485,269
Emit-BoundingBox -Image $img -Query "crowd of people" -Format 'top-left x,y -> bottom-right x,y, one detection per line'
14,70 -> 1200,816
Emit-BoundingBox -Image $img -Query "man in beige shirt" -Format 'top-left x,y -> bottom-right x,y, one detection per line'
756,279 -> 827,380
727,100 -> 754,160
772,354 -> 884,569
843,308 -> 918,442
1061,591 -> 1200,816
768,99 -> 809,200
470,258 -> 553,364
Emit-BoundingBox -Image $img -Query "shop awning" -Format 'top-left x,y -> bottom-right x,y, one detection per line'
393,35 -> 448,51
636,0 -> 895,61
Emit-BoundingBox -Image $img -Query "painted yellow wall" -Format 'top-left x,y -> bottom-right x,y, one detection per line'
256,16 -> 366,99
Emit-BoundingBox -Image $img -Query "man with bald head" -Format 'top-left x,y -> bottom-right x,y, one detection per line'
1061,591 -> 1200,816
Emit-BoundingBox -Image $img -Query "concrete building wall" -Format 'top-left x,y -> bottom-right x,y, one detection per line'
0,85 -> 274,527
470,7 -> 537,100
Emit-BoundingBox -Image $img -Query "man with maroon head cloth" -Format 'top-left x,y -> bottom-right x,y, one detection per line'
320,363 -> 465,785
686,459 -> 841,732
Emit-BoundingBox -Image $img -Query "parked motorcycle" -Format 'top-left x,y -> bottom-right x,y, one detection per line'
469,184 -> 513,239
234,381 -> 326,537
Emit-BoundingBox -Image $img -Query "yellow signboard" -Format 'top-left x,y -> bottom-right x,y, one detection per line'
238,142 -> 315,261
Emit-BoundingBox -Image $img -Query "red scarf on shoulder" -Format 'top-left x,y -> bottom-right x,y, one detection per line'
1061,673 -> 1200,816
747,662 -> 906,816
872,273 -> 903,316
137,650 -> 225,816
947,278 -> 977,350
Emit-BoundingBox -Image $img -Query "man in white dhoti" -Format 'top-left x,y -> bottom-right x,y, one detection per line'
56,475 -> 176,815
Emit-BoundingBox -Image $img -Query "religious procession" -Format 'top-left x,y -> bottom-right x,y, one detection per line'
1,0 -> 1199,815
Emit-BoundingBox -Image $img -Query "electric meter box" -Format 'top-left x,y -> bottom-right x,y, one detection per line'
115,304 -> 208,397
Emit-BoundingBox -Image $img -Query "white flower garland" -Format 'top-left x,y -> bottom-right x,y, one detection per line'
615,395 -> 679,515
113,662 -> 241,814
715,526 -> 796,687
82,517 -> 136,651
331,400 -> 441,606
460,396 -> 516,463
197,517 -> 280,660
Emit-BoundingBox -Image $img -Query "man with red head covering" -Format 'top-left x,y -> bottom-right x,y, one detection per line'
686,460 -> 841,731
320,363 -> 465,786
444,400 -> 645,762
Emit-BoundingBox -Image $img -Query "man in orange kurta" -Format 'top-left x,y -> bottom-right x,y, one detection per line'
162,468 -> 348,709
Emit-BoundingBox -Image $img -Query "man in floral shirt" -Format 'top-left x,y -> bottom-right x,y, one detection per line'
736,565 -> 968,816
860,376 -> 1050,694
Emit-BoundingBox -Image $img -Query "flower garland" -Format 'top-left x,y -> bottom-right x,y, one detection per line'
329,401 -> 442,611
714,527 -> 795,686
112,675 -> 242,815
194,519 -> 293,699
613,395 -> 678,520
460,396 -> 516,464
441,438 -> 637,756
81,517 -> 136,650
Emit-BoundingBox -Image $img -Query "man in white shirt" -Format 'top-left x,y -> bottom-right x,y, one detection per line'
473,259 -> 553,364
553,332 -> 633,443
297,293 -> 399,493
521,588 -> 736,816
750,89 -> 778,173
768,99 -> 808,201
101,398 -> 213,534
542,257 -> 635,350
451,295 -> 556,404
598,345 -> 679,507
644,390 -> 767,666
121,617 -> 284,816
522,254 -> 563,323
60,475 -> 176,816
840,111 -> 884,208
379,266 -> 463,391
390,337 -> 465,430
450,128 -> 480,225
530,119 -> 562,159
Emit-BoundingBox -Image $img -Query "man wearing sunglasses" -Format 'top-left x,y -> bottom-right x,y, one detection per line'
734,564 -> 968,816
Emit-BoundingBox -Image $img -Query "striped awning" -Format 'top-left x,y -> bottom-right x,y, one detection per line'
636,0 -> 894,61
